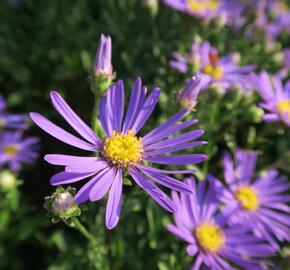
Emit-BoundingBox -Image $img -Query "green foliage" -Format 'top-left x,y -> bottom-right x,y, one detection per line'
0,0 -> 289,269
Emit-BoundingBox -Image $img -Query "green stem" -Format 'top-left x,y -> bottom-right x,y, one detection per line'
71,218 -> 95,243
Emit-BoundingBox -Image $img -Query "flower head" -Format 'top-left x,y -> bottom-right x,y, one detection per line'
0,95 -> 28,130
168,177 -> 274,269
209,149 -> 290,249
163,0 -> 245,28
30,77 -> 207,229
0,131 -> 39,171
251,71 -> 290,127
94,34 -> 113,78
170,41 -> 254,93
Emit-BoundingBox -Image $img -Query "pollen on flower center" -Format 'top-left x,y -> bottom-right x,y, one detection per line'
188,0 -> 219,12
195,223 -> 225,253
103,130 -> 143,167
204,65 -> 223,79
235,186 -> 260,211
277,100 -> 290,119
4,144 -> 18,157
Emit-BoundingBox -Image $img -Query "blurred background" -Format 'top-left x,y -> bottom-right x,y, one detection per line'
0,0 -> 289,269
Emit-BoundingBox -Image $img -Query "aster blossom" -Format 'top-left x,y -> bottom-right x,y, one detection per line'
163,0 -> 245,28
209,149 -> 290,249
251,71 -> 290,127
0,131 -> 39,171
168,177 -> 274,270
170,41 -> 254,93
30,77 -> 207,229
0,95 -> 28,130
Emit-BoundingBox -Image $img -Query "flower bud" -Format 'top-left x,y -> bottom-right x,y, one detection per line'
44,187 -> 82,223
178,75 -> 209,110
144,0 -> 158,16
0,170 -> 17,191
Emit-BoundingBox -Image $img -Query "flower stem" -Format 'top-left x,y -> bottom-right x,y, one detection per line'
71,218 -> 95,242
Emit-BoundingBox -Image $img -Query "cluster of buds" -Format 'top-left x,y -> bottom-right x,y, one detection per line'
44,186 -> 85,224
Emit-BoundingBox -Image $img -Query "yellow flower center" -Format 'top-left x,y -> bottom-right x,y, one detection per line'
277,100 -> 290,119
235,186 -> 259,211
188,0 -> 219,12
204,64 -> 223,79
195,223 -> 225,253
277,1 -> 289,12
103,130 -> 143,168
4,144 -> 18,157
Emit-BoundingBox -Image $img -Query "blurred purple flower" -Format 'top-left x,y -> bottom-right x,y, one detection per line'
170,41 -> 255,93
245,0 -> 290,47
94,34 -> 113,78
30,78 -> 207,229
276,49 -> 290,79
0,131 -> 39,172
168,177 -> 274,269
163,0 -> 245,28
251,71 -> 290,127
209,149 -> 290,250
0,95 -> 28,130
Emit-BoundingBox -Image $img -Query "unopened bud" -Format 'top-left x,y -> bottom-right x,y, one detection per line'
0,170 -> 17,191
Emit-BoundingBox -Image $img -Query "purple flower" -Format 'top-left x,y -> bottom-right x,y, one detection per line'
94,34 -> 113,78
177,75 -> 209,109
0,131 -> 39,171
245,0 -> 290,47
209,149 -> 290,250
276,49 -> 290,79
163,0 -> 245,28
251,71 -> 290,127
30,78 -> 207,229
168,177 -> 274,269
0,95 -> 28,130
170,41 -> 255,93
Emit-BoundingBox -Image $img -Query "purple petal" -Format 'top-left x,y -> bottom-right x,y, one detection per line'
50,171 -> 96,185
128,167 -> 176,212
106,169 -> 123,229
50,91 -> 102,146
30,113 -> 97,152
145,154 -> 207,165
45,154 -> 101,166
130,87 -> 160,133
89,167 -> 116,201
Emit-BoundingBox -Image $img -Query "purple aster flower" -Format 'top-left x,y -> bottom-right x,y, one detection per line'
170,41 -> 255,93
163,0 -> 245,28
168,177 -> 274,270
0,131 -> 39,171
276,49 -> 290,79
177,75 -> 210,109
209,149 -> 290,250
245,0 -> 290,47
251,71 -> 290,127
0,95 -> 28,130
30,78 -> 207,229
94,34 -> 113,78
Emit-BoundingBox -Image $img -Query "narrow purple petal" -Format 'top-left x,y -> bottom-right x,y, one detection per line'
145,154 -> 207,165
30,112 -> 97,151
44,154 -> 101,166
128,167 -> 176,212
106,169 -> 123,229
50,171 -> 96,185
50,91 -> 102,146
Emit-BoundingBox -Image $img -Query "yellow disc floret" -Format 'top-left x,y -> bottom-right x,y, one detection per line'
195,223 -> 225,253
188,0 -> 219,12
204,65 -> 223,79
277,99 -> 290,119
103,130 -> 143,168
235,186 -> 260,211
4,144 -> 19,157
